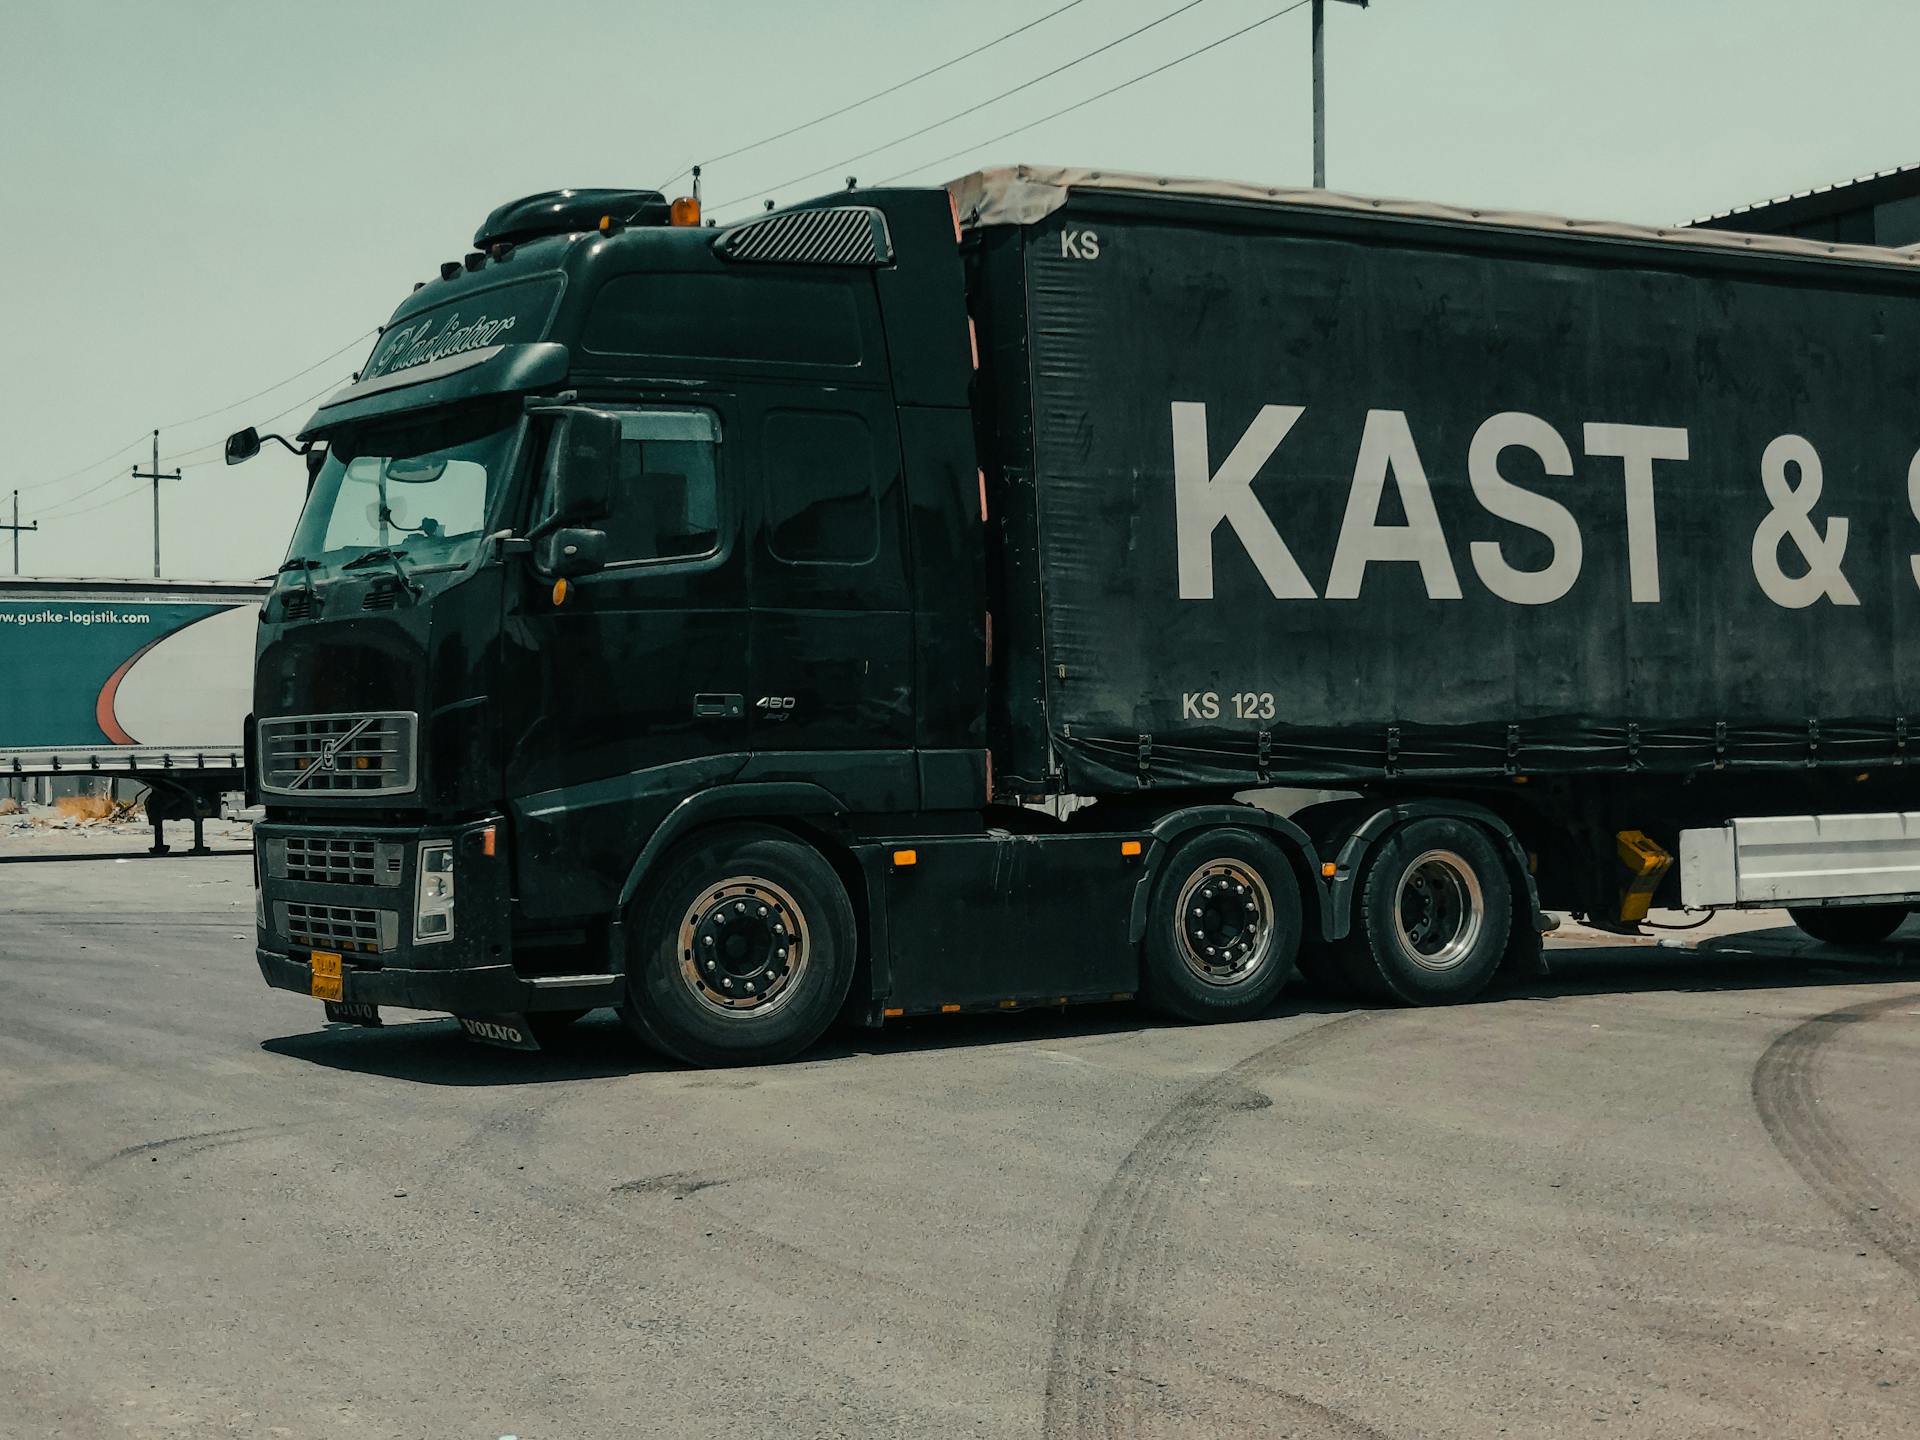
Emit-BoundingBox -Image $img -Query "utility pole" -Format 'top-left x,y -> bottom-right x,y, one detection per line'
131,429 -> 181,579
1312,0 -> 1369,189
2,490 -> 36,574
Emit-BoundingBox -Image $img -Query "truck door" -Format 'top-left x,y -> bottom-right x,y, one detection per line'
502,404 -> 750,809
746,393 -> 917,805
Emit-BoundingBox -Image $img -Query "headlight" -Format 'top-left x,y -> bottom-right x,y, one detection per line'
415,841 -> 455,943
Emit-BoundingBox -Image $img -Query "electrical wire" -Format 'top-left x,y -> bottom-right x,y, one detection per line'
878,0 -> 1314,186
161,366 -> 351,466
656,0 -> 1088,191
20,329 -> 375,499
16,434 -> 149,496
708,0 -> 1218,214
40,374 -> 352,523
153,328 -> 375,432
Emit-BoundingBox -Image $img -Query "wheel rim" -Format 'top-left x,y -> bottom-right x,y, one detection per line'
677,875 -> 810,1018
1173,859 -> 1277,987
1392,849 -> 1484,972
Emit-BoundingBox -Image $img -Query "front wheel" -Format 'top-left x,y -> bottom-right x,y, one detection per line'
1787,905 -> 1907,947
1143,828 -> 1303,1023
621,826 -> 855,1067
1335,817 -> 1512,1005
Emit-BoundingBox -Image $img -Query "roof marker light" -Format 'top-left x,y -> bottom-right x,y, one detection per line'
670,196 -> 701,227
439,261 -> 461,281
463,251 -> 485,272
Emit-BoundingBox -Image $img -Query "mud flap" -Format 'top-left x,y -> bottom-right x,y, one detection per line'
456,1013 -> 541,1051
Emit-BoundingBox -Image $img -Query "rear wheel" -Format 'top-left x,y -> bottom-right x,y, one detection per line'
1787,905 -> 1907,947
1335,817 -> 1511,1005
621,826 -> 855,1067
1143,828 -> 1302,1022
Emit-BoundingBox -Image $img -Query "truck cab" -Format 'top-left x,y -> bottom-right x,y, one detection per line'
248,185 -> 1009,1061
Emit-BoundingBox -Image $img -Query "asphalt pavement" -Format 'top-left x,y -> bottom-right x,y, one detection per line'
2,829 -> 1917,1439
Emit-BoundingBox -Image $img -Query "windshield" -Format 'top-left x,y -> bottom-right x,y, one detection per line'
286,400 -> 520,576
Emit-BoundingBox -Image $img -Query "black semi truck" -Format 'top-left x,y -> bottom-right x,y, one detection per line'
231,164 -> 1920,1065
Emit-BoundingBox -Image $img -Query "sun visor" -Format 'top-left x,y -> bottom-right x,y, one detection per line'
299,342 -> 569,437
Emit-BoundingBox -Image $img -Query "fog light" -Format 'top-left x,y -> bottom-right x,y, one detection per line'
415,841 -> 455,944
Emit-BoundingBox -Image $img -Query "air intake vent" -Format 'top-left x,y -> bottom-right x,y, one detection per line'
280,590 -> 316,621
362,588 -> 399,611
714,206 -> 893,267
277,900 -> 399,955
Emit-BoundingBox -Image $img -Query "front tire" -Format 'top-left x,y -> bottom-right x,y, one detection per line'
620,826 -> 855,1067
1788,905 -> 1907,947
1335,817 -> 1512,1005
1143,828 -> 1303,1023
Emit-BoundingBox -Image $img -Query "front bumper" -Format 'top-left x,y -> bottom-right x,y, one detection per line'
254,815 -> 620,1017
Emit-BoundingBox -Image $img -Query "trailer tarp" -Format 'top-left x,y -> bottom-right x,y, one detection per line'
990,180 -> 1920,790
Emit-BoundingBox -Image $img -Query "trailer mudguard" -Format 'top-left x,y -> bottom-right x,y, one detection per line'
1296,798 -> 1549,975
1122,802 -> 1332,948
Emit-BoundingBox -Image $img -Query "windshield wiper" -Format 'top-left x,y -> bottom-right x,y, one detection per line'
340,547 -> 408,570
277,556 -> 320,573
341,546 -> 423,598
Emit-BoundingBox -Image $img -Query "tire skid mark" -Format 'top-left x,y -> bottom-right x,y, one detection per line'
1752,989 -> 1920,1283
1044,1013 -> 1387,1439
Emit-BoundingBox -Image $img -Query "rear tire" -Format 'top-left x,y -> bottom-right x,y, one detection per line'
1143,828 -> 1302,1023
620,826 -> 855,1067
1335,817 -> 1511,1005
1788,905 -> 1907,947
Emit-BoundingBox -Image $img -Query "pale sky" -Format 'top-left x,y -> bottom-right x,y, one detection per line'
4,0 -> 1916,581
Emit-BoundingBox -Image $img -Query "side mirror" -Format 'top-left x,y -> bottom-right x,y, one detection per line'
225,427 -> 262,465
537,526 -> 607,579
551,410 -> 619,522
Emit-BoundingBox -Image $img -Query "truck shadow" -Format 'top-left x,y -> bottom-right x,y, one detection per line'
258,927 -> 1919,1087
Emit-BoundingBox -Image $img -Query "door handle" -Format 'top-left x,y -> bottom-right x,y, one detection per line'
692,693 -> 745,719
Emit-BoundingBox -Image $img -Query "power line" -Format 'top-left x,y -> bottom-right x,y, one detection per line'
162,371 -> 351,466
878,0 -> 1314,185
708,0 -> 1218,214
41,373 -> 352,523
17,434 -> 148,497
657,0 -> 1088,191
153,328 -> 376,432
19,328 -> 375,498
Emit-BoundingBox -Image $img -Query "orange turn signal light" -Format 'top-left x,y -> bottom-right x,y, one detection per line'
670,196 -> 701,227
1120,839 -> 1143,857
892,848 -> 918,868
1321,862 -> 1338,878
552,578 -> 570,606
481,826 -> 497,858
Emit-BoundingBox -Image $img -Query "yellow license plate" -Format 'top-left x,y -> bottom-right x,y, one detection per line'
310,950 -> 343,1001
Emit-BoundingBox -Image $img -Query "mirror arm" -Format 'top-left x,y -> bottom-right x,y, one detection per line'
257,432 -> 308,457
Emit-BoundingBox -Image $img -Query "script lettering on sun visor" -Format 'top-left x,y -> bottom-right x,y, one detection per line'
361,277 -> 563,380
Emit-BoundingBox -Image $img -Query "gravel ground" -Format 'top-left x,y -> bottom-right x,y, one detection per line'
1,831 -> 1916,1438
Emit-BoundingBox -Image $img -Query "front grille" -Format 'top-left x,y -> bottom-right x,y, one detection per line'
270,835 -> 404,887
258,712 -> 417,796
279,901 -> 400,954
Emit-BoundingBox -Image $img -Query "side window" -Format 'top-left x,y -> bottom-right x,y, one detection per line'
602,409 -> 721,564
764,410 -> 879,565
